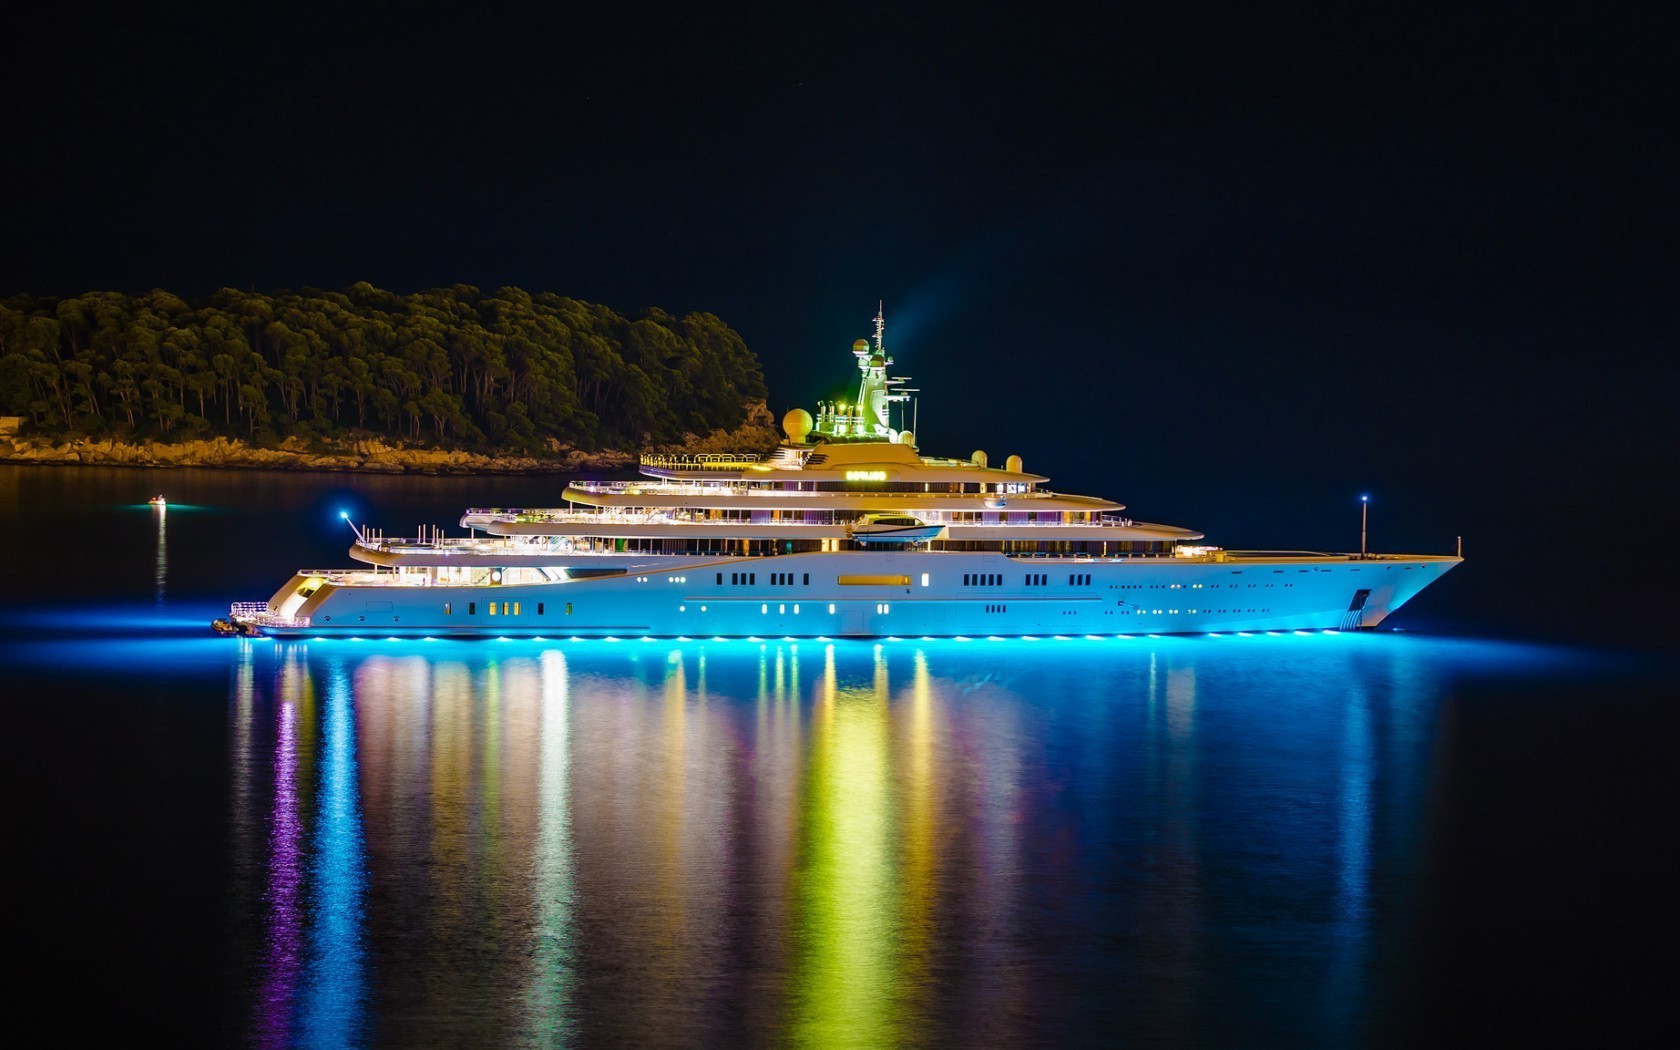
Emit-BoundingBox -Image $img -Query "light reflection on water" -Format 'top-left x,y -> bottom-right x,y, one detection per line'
194,631 -> 1603,1045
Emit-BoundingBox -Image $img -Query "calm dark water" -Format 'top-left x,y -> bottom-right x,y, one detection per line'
3,466 -> 1674,1046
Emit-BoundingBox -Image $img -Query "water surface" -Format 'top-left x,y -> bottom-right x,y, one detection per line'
3,466 -> 1670,1046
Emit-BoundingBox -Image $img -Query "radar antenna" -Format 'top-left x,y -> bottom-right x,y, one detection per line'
874,301 -> 885,356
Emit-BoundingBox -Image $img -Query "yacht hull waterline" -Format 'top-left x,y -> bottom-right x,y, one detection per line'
226,307 -> 1459,638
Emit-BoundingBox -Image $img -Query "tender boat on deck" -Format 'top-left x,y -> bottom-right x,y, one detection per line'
848,514 -> 944,545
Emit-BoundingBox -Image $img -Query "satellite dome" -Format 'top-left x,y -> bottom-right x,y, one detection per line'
898,430 -> 915,446
852,339 -> 870,351
869,354 -> 885,367
1006,454 -> 1023,474
782,408 -> 814,444
971,450 -> 989,467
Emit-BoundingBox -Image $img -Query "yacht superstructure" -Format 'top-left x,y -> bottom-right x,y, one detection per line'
228,310 -> 1460,638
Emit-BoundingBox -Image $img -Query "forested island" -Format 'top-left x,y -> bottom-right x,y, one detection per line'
0,284 -> 776,471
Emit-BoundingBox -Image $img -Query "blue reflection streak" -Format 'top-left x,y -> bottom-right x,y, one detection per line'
297,661 -> 367,1047
257,697 -> 302,1048
1326,672 -> 1372,1036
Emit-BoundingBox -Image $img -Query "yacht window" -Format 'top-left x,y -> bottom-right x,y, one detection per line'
803,573 -> 809,585
489,603 -> 497,616
444,602 -> 452,615
749,573 -> 755,585
717,573 -> 723,584
566,603 -> 572,615
513,602 -> 521,616
538,603 -> 544,615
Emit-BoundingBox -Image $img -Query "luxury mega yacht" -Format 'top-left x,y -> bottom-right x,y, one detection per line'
226,311 -> 1459,638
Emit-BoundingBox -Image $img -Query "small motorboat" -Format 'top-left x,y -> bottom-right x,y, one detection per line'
148,495 -> 167,507
211,616 -> 260,637
847,514 -> 944,546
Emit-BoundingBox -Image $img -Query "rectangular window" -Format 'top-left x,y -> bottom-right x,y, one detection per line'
803,573 -> 809,585
749,573 -> 755,584
566,602 -> 572,615
717,572 -> 723,585
503,602 -> 510,616
964,573 -> 971,586
837,575 -> 912,586
513,602 -> 521,616
538,603 -> 544,615
469,602 -> 476,615
489,603 -> 497,616
732,572 -> 739,585
444,602 -> 452,615
920,572 -> 929,587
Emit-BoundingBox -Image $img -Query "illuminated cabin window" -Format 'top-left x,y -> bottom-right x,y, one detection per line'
794,604 -> 800,614
779,603 -> 786,614
444,602 -> 452,615
828,603 -> 836,614
920,573 -> 929,587
513,602 -> 521,616
761,603 -> 768,614
489,603 -> 498,616
565,603 -> 572,615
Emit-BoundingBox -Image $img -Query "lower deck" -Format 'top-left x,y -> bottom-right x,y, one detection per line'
241,550 -> 1460,638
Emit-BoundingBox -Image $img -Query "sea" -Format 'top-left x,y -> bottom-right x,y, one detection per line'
2,465 -> 1673,1047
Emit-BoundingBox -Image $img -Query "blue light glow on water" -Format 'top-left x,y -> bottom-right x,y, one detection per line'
5,593 -> 1631,1035
2,453 -> 1670,1050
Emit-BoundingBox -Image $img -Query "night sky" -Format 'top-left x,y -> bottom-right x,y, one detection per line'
5,3 -> 1676,640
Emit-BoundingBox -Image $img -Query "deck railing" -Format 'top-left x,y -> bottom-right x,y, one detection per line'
229,602 -> 311,628
638,453 -> 766,471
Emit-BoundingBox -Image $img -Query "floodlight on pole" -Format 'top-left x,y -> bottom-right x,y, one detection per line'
1360,495 -> 1369,558
340,510 -> 367,544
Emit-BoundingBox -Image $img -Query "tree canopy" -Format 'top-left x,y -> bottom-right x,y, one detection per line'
0,284 -> 767,451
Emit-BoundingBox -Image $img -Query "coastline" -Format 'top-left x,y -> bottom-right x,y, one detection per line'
0,424 -> 777,474
0,434 -> 631,473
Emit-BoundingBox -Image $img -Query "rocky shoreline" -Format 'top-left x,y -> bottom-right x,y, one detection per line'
0,434 -> 634,473
0,422 -> 780,474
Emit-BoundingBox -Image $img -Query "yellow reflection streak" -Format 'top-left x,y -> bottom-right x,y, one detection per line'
898,650 -> 939,1033
523,650 -> 576,1042
788,644 -> 899,1047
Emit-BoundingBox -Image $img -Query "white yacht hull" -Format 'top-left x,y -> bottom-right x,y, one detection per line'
247,550 -> 1459,638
